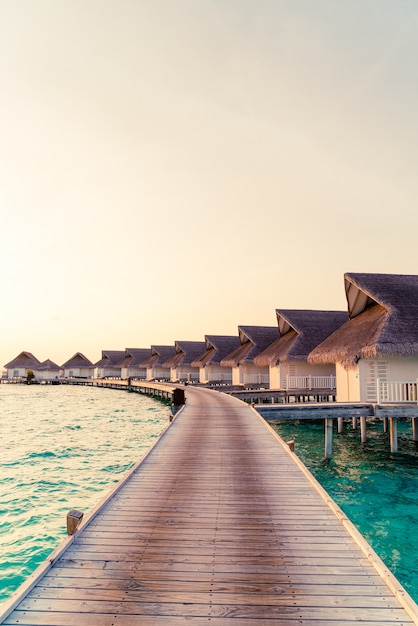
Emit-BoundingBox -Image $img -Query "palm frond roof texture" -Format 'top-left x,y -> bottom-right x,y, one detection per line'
308,273 -> 418,367
163,341 -> 206,368
220,326 -> 279,367
192,335 -> 241,367
4,351 -> 41,369
255,310 -> 348,366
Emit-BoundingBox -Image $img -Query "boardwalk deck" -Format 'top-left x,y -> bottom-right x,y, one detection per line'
1,386 -> 417,625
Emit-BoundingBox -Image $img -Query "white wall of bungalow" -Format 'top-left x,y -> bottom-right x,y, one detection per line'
146,365 -> 170,381
121,365 -> 147,379
336,356 -> 418,403
170,365 -> 200,383
64,365 -> 94,378
199,364 -> 232,384
233,363 -> 269,386
94,366 -> 121,378
269,360 -> 336,390
34,368 -> 62,381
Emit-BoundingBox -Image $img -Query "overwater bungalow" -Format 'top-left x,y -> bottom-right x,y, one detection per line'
308,272 -> 418,402
94,350 -> 125,379
4,351 -> 41,379
163,341 -> 206,383
118,348 -> 150,380
191,335 -> 241,384
140,345 -> 176,381
254,310 -> 347,390
61,352 -> 95,379
220,326 -> 279,387
34,358 -> 62,381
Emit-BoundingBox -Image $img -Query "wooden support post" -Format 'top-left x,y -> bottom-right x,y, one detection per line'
337,417 -> 344,434
324,418 -> 333,460
383,416 -> 388,433
67,509 -> 84,535
287,440 -> 295,452
412,417 -> 418,442
360,416 -> 367,443
352,416 -> 358,430
389,417 -> 398,454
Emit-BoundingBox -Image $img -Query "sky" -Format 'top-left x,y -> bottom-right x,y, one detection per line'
1,0 -> 418,367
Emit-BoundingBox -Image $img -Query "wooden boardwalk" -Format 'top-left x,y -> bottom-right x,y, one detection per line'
1,386 -> 418,625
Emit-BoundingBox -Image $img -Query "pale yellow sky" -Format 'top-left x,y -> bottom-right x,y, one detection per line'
1,0 -> 418,366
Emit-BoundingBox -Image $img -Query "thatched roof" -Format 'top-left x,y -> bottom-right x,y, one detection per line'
4,351 -> 41,369
254,310 -> 347,367
61,352 -> 94,368
220,326 -> 278,367
163,341 -> 206,368
35,359 -> 61,371
94,350 -> 125,368
140,345 -> 176,368
118,348 -> 151,368
308,272 -> 418,368
191,335 -> 241,367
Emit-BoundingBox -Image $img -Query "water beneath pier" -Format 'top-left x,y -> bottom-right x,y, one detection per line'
268,417 -> 418,602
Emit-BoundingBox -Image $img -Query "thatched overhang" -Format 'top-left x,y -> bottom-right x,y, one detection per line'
140,346 -> 176,368
220,326 -> 278,367
36,359 -> 60,371
118,348 -> 151,368
61,352 -> 94,369
255,309 -> 348,367
308,272 -> 418,368
192,335 -> 241,367
4,351 -> 41,369
163,341 -> 206,368
94,350 -> 125,368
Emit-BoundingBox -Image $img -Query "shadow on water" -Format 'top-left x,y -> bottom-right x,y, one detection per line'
268,417 -> 418,603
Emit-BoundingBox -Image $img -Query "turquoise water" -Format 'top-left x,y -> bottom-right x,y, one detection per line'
0,384 -> 170,602
267,416 -> 418,603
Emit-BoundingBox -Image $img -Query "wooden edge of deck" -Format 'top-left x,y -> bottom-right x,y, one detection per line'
248,403 -> 418,625
0,400 -> 185,623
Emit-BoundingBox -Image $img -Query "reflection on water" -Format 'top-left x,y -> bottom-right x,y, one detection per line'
268,417 -> 418,602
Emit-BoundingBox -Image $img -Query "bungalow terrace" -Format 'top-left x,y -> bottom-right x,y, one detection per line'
254,310 -> 347,390
4,351 -> 41,379
221,326 -> 279,387
61,352 -> 94,379
191,335 -> 241,384
140,346 -> 176,381
163,341 -> 206,383
118,348 -> 150,380
94,350 -> 125,379
34,359 -> 61,381
309,272 -> 418,402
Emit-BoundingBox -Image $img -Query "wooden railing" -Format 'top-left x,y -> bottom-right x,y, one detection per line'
377,379 -> 418,403
285,375 -> 336,390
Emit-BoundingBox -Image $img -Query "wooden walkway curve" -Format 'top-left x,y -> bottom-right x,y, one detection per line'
1,386 -> 418,625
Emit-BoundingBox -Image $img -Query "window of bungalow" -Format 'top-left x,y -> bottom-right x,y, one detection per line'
13,370 -> 19,377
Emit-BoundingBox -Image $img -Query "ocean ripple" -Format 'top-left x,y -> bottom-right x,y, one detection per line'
0,384 -> 170,603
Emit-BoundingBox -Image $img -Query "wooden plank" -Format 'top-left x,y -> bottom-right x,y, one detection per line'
34,578 -> 400,597
6,598 -> 414,621
4,613 -> 413,626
